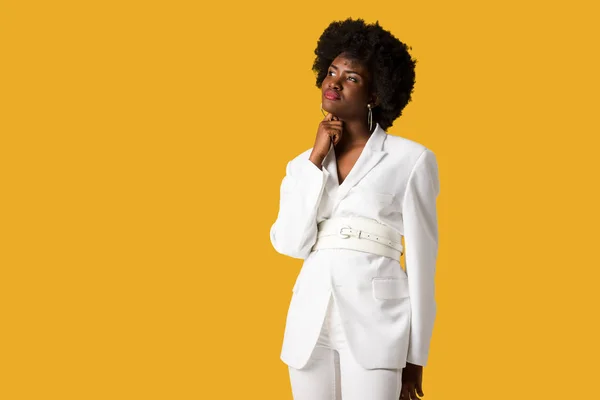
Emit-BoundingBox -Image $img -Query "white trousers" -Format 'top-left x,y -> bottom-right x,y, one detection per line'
288,293 -> 403,400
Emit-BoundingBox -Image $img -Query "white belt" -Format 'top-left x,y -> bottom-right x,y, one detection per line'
311,216 -> 404,260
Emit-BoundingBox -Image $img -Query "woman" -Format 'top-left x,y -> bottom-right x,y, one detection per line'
270,17 -> 440,400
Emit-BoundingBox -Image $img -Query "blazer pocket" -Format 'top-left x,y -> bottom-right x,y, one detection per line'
352,187 -> 395,205
372,277 -> 410,300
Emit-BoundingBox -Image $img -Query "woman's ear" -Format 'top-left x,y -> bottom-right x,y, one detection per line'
369,93 -> 379,108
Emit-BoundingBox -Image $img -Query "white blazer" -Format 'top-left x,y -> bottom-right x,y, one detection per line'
270,122 -> 440,370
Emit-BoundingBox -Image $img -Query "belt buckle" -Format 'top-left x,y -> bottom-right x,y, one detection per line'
338,225 -> 351,239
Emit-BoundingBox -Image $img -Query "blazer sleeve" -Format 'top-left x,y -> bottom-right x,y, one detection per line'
269,156 -> 330,260
402,148 -> 440,367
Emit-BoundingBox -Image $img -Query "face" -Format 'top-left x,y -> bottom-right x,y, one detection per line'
321,53 -> 375,121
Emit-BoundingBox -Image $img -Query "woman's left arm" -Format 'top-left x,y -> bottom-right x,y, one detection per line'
402,148 -> 441,368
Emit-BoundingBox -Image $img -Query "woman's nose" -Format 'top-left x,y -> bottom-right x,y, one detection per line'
328,78 -> 341,90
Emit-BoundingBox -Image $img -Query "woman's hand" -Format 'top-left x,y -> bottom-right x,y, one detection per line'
399,362 -> 425,399
309,112 -> 344,166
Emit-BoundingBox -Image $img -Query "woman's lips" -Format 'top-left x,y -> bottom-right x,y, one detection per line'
324,90 -> 340,100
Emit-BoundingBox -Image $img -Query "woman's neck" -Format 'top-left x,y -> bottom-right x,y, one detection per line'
336,119 -> 374,150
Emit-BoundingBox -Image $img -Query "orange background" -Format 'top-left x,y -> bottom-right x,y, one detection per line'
1,1 -> 599,398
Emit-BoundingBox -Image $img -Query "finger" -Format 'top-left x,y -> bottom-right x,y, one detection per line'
404,384 -> 411,399
333,133 -> 340,146
409,386 -> 420,400
325,111 -> 333,121
328,132 -> 336,145
328,130 -> 341,145
416,382 -> 424,397
327,127 -> 342,137
322,120 -> 343,127
400,385 -> 410,400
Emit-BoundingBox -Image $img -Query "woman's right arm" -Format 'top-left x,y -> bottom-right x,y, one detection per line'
270,112 -> 342,259
269,154 -> 330,260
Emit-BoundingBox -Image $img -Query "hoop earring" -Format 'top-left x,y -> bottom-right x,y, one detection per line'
321,102 -> 327,117
367,104 -> 373,131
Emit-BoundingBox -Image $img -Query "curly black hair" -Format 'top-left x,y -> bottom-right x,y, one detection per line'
313,18 -> 417,131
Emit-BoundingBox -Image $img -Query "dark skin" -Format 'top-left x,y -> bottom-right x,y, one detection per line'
310,52 -> 379,184
309,52 -> 426,400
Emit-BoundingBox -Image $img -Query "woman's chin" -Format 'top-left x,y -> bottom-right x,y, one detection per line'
321,103 -> 342,116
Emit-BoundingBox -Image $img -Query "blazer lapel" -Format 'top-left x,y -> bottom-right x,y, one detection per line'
328,123 -> 388,205
322,142 -> 338,186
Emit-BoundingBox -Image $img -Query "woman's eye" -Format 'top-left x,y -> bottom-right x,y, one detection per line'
328,70 -> 357,82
